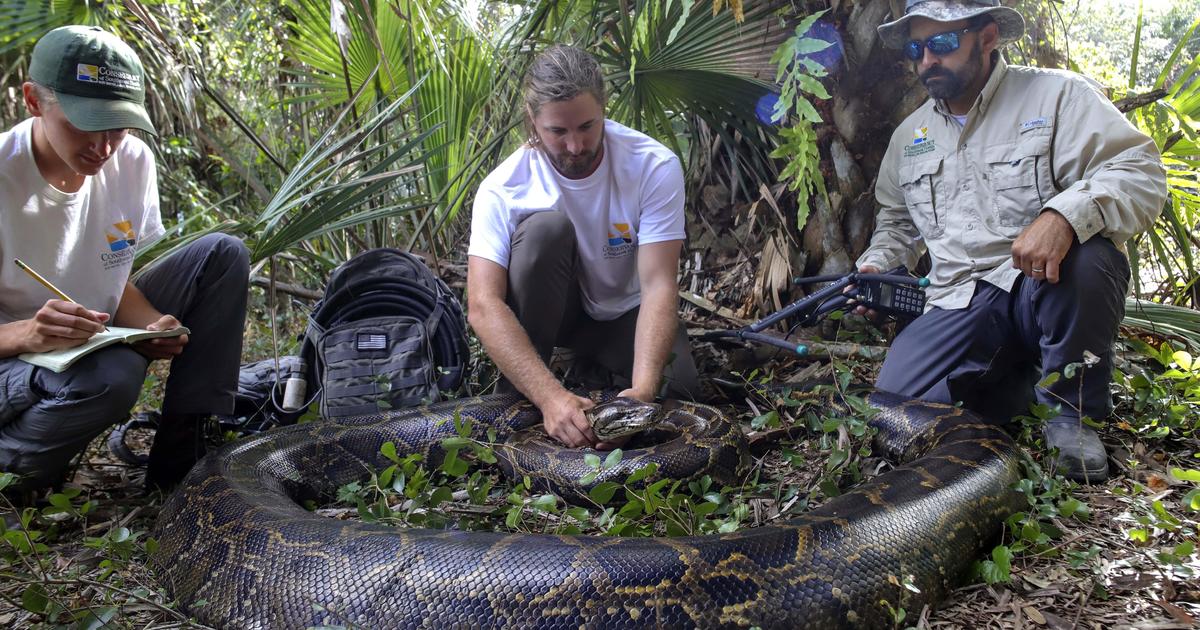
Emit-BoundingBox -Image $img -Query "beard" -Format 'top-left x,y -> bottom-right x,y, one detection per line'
543,127 -> 605,178
919,39 -> 984,101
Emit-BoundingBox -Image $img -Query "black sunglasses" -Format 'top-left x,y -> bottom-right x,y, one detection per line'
904,26 -> 980,61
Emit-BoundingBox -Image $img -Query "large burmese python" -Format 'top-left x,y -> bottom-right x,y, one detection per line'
151,391 -> 1023,628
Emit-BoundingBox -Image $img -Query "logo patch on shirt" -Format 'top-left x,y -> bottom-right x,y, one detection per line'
603,223 -> 635,259
101,221 -> 137,270
904,141 -> 936,158
903,126 -> 936,156
106,221 -> 136,252
607,223 -> 633,246
1020,117 -> 1049,132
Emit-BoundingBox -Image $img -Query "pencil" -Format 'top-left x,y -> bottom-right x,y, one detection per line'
13,258 -> 75,303
13,258 -> 108,331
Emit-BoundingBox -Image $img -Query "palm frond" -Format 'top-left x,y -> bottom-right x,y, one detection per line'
1124,299 -> 1200,350
250,75 -> 440,261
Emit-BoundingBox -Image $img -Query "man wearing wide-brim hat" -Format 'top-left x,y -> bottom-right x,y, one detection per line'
855,0 -> 1167,483
0,26 -> 250,503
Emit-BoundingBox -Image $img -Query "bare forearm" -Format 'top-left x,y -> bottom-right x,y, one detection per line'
0,321 -> 31,357
628,285 -> 678,399
470,298 -> 567,407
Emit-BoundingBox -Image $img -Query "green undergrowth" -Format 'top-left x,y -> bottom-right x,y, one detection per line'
319,359 -> 880,539
2,341 -> 1199,627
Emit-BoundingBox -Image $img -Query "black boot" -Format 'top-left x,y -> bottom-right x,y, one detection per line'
1043,416 -> 1109,484
146,413 -> 211,492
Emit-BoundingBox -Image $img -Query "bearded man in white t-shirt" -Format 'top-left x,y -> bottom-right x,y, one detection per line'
0,26 -> 249,501
467,45 -> 700,448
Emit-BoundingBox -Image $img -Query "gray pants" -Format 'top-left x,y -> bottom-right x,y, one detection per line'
497,212 -> 701,399
877,237 -> 1129,424
0,234 -> 249,490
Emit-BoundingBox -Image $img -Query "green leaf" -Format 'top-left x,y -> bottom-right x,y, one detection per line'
626,463 -> 659,485
792,39 -> 834,55
751,411 -> 780,430
1184,488 -> 1200,511
1171,467 -> 1200,483
379,465 -> 394,489
428,486 -> 454,509
380,442 -> 398,463
1038,372 -> 1062,388
441,449 -> 468,477
589,482 -> 621,505
505,507 -> 521,529
992,545 -> 1013,577
578,471 -> 598,486
532,494 -> 558,512
604,449 -> 624,470
584,453 -> 602,470
1058,497 -> 1088,519
1129,528 -> 1150,544
77,606 -> 119,630
1173,351 -> 1194,370
441,436 -> 471,450
20,584 -> 47,614
795,74 -> 831,100
976,559 -> 1006,584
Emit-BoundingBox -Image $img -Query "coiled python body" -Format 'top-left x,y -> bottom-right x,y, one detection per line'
151,391 -> 1022,628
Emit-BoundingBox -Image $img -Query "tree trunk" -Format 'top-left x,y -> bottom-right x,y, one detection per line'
795,0 -> 927,276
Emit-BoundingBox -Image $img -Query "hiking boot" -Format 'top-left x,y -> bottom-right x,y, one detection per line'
1043,417 -> 1109,484
145,413 -> 212,492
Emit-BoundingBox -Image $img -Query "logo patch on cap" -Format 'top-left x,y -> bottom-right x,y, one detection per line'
76,63 -> 139,89
76,64 -> 99,82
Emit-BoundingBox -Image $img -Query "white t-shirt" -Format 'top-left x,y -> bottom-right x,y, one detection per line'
0,118 -> 164,324
468,119 -> 685,320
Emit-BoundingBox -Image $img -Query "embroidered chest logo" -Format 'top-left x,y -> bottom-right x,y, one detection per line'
1020,117 -> 1050,132
904,126 -> 936,158
101,221 -> 137,270
603,223 -> 635,259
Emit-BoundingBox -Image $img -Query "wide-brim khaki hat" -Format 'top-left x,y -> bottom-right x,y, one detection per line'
878,0 -> 1026,49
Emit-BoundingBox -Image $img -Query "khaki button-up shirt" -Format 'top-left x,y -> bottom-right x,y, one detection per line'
858,56 -> 1167,310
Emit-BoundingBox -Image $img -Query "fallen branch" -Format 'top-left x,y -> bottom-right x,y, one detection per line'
679,291 -> 750,326
250,276 -> 323,301
1114,88 -> 1169,113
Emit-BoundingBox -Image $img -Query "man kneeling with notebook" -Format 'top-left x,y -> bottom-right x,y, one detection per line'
0,26 -> 248,498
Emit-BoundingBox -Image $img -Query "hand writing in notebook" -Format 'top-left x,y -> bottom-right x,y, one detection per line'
134,314 -> 189,360
23,299 -> 110,353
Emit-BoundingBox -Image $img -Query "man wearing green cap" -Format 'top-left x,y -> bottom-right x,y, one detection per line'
855,1 -> 1167,482
0,26 -> 249,499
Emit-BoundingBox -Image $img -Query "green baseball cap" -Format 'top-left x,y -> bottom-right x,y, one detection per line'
28,25 -> 156,136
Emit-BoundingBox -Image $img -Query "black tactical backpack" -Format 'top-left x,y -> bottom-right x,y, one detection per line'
296,248 -> 470,418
